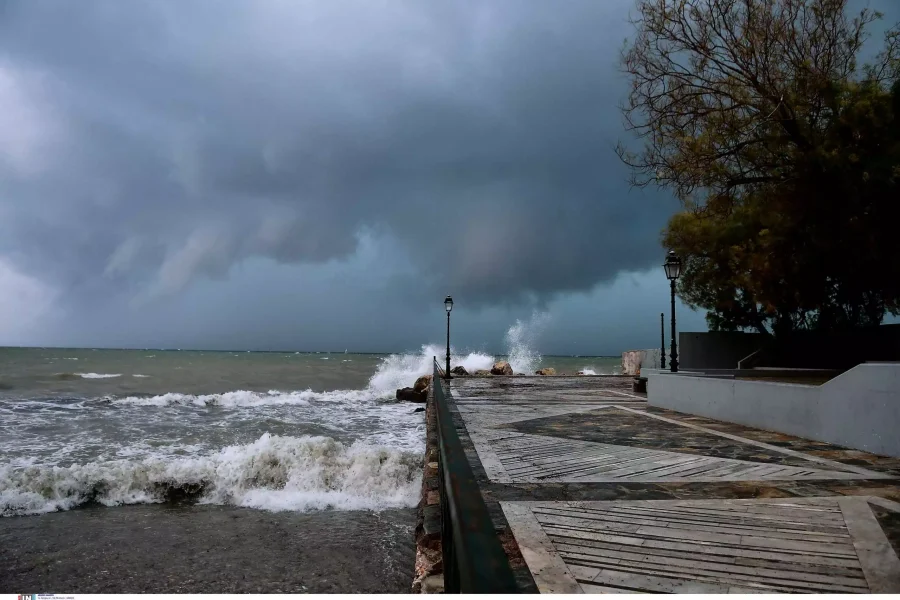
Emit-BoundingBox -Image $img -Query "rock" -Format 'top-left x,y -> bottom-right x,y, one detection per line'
473,369 -> 492,377
450,366 -> 469,376
396,387 -> 427,403
576,371 -> 586,376
535,368 -> 556,376
420,574 -> 445,594
491,360 -> 514,376
413,406 -> 425,413
413,374 -> 433,393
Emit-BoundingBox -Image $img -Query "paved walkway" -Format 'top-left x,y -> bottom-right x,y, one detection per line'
449,376 -> 900,593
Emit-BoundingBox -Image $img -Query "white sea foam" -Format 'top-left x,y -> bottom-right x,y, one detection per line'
0,433 -> 421,517
77,373 -> 122,379
132,374 -> 150,378
368,344 -> 494,391
580,368 -> 598,375
504,311 -> 550,374
113,390 -> 328,407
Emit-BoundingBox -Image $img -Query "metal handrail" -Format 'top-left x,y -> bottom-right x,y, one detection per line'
432,357 -> 519,593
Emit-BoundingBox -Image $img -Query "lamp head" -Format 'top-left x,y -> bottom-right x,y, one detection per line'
663,251 -> 683,281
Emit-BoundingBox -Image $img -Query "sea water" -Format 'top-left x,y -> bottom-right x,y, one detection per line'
0,323 -> 621,591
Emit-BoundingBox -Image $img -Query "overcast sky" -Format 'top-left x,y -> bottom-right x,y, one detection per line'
1,1 -> 894,355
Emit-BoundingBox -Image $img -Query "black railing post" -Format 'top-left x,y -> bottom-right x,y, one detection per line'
670,280 -> 679,372
660,312 -> 666,370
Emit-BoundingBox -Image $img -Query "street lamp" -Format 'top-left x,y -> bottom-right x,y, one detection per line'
444,295 -> 453,378
663,251 -> 683,372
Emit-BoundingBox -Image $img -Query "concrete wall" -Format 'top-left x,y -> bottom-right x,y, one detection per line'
622,349 -> 661,375
647,362 -> 900,458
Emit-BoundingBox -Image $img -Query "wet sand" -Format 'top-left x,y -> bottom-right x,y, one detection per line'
0,504 -> 415,593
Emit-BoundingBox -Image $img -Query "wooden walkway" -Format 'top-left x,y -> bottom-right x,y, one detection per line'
449,376 -> 900,593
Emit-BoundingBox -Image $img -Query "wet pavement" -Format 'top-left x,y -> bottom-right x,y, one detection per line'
448,375 -> 900,593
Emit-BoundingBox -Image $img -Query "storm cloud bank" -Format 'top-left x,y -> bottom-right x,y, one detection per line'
0,0 -> 673,303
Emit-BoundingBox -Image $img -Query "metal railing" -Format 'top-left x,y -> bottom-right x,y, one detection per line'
432,358 -> 519,593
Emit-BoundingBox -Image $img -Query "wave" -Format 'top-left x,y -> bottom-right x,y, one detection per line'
580,368 -> 598,375
78,373 -> 122,379
504,311 -> 550,374
111,389 -> 374,407
0,433 -> 421,517
367,315 -> 550,386
367,344 -> 494,392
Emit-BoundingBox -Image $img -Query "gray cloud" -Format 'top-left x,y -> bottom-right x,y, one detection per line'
0,0 -> 675,315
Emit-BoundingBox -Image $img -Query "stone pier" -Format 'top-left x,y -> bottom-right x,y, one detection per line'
433,375 -> 900,593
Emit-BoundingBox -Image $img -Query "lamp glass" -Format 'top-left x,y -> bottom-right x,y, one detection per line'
444,296 -> 453,312
663,252 -> 682,280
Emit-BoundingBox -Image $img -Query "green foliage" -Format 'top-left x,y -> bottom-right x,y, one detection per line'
620,0 -> 900,335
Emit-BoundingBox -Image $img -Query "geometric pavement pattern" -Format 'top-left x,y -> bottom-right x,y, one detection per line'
482,429 -> 883,483
455,398 -> 892,484
452,379 -> 900,593
502,496 -> 900,593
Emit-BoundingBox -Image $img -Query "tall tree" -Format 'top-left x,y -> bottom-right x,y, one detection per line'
619,0 -> 900,335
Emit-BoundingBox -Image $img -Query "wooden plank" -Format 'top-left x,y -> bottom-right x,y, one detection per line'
554,538 -> 864,577
557,544 -> 868,588
738,534 -> 858,557
590,568 -> 736,594
839,496 -> 900,593
578,582 -> 640,594
535,513 -> 643,534
604,504 -> 846,527
634,524 -> 744,545
540,505 -> 850,537
499,502 -> 583,594
583,561 -> 867,593
612,405 -> 887,478
638,537 -> 865,569
538,508 -> 849,543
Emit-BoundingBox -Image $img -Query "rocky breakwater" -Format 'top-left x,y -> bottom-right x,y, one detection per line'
490,360 -> 514,376
396,374 -> 431,403
411,375 -> 442,593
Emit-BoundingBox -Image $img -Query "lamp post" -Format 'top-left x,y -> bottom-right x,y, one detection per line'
444,295 -> 453,378
660,312 -> 666,370
663,251 -> 683,372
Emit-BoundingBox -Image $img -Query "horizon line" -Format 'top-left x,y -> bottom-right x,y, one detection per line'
0,345 -> 626,358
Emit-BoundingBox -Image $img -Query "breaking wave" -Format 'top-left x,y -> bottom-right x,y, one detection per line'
0,433 -> 421,517
78,373 -> 122,379
112,389 -> 367,407
368,345 -> 494,391
504,311 -> 550,374
369,313 -> 549,384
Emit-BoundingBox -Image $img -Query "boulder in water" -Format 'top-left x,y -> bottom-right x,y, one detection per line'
491,361 -> 513,376
414,374 -> 433,393
535,368 -> 556,376
473,369 -> 492,377
450,366 -> 469,376
397,387 -> 427,403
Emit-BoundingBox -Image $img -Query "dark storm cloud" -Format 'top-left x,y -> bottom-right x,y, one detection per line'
0,0 -> 672,309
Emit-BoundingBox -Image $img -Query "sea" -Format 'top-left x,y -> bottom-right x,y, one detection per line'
0,339 -> 621,592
